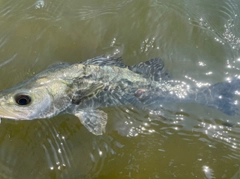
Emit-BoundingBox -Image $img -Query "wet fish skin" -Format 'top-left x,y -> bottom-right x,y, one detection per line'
0,56 -> 238,135
0,57 -> 154,134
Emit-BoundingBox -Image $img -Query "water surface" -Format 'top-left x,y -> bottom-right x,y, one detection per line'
0,0 -> 240,178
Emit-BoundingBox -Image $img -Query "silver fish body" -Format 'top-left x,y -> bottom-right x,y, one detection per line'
0,56 -> 239,135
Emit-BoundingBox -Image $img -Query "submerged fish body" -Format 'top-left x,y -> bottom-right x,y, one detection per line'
0,56 -> 239,135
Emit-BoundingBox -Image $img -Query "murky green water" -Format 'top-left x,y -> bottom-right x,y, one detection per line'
0,0 -> 240,178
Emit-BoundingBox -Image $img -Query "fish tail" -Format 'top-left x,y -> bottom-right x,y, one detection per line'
202,78 -> 240,115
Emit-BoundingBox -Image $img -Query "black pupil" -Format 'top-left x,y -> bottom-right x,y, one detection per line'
15,94 -> 31,106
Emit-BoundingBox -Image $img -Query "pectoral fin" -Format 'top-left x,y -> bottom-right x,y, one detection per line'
73,109 -> 108,135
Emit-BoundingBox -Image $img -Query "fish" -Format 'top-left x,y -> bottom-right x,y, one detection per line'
0,56 -> 239,135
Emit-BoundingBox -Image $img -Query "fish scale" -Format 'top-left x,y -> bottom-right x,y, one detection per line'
0,56 -> 239,135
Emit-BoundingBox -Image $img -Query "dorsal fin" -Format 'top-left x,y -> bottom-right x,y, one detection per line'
129,58 -> 170,81
80,56 -> 127,68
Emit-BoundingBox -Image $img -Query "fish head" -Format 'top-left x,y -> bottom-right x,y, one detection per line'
0,76 -> 70,120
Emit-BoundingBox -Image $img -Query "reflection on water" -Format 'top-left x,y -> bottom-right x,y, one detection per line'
0,0 -> 240,178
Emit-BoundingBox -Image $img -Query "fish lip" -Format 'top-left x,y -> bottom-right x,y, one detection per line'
0,106 -> 29,120
0,113 -> 25,120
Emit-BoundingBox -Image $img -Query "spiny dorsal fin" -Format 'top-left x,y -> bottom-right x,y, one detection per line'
81,56 -> 127,68
129,58 -> 170,81
46,62 -> 70,70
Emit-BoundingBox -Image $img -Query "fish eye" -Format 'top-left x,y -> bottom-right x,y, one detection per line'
14,94 -> 32,106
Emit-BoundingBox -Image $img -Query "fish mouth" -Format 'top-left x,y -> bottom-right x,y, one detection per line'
0,114 -> 23,120
0,107 -> 28,120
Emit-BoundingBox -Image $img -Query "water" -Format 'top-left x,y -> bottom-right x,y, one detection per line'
0,0 -> 240,178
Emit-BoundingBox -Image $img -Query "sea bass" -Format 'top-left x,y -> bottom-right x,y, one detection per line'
0,56 -> 239,135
